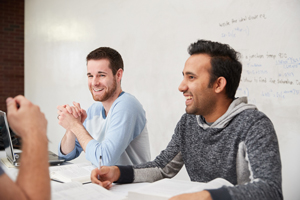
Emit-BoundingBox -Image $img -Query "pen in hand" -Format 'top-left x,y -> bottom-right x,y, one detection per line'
98,155 -> 102,180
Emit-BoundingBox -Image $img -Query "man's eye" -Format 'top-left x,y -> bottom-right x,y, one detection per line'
189,76 -> 194,79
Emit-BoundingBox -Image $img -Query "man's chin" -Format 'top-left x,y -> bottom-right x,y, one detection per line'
185,107 -> 198,115
92,95 -> 104,102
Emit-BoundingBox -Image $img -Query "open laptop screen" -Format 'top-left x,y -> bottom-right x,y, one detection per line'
0,110 -> 65,166
0,111 -> 15,164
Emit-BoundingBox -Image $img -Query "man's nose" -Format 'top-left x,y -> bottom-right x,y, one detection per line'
92,77 -> 99,86
178,79 -> 187,92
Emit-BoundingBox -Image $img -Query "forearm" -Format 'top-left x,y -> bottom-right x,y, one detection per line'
115,151 -> 184,184
60,129 -> 76,154
70,122 -> 93,151
16,132 -> 50,200
131,127 -> 184,183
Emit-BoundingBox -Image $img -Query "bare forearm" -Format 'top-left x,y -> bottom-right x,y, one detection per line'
16,132 -> 50,200
70,122 -> 93,151
61,129 -> 76,154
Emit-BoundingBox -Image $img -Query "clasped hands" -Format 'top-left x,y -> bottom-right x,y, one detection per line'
57,102 -> 87,130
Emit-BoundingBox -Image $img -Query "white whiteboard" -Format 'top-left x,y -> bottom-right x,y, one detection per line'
25,0 -> 300,199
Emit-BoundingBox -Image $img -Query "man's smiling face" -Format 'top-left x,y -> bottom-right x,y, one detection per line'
87,59 -> 117,102
178,54 -> 217,116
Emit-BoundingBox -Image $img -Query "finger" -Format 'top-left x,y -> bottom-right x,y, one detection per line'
57,105 -> 62,110
91,169 -> 102,184
12,95 -> 28,108
102,181 -> 112,189
6,97 -> 14,103
65,105 -> 73,114
6,97 -> 17,113
105,182 -> 113,190
70,106 -> 78,118
57,105 -> 67,110
73,106 -> 81,118
73,101 -> 81,109
81,109 -> 87,122
98,166 -> 111,176
92,178 -> 103,186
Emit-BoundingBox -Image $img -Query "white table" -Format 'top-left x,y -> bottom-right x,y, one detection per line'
0,150 -> 149,199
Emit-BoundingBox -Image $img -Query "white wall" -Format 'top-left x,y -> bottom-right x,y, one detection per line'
25,0 -> 300,199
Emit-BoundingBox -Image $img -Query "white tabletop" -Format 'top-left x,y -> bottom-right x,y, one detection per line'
0,150 -> 149,197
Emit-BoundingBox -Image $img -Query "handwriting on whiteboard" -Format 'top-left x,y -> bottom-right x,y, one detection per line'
236,51 -> 300,102
219,14 -> 267,27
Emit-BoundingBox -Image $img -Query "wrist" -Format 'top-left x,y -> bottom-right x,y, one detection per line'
69,121 -> 83,135
21,129 -> 48,143
114,165 -> 134,183
66,129 -> 75,136
22,132 -> 48,149
113,166 -> 121,182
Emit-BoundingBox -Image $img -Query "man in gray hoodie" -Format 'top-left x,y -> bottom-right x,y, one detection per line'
90,40 -> 283,200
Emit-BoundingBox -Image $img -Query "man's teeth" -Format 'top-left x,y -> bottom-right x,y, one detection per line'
94,88 -> 103,92
185,96 -> 192,100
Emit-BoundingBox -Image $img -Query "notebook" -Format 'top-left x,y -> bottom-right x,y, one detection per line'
0,110 -> 65,166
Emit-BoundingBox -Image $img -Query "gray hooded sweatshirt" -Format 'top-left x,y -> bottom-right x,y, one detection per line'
116,97 -> 283,200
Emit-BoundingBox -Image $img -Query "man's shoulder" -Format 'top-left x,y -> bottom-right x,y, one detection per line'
233,108 -> 274,130
114,92 -> 143,108
118,92 -> 139,102
86,102 -> 103,115
238,108 -> 270,121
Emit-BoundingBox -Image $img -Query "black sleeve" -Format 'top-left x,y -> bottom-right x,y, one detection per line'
207,187 -> 232,200
114,165 -> 134,183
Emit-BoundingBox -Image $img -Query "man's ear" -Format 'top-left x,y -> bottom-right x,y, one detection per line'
116,68 -> 123,82
214,77 -> 227,94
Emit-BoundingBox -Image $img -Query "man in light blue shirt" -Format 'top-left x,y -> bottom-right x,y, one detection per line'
57,47 -> 150,167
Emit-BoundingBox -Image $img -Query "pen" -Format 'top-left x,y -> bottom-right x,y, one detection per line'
98,155 -> 102,180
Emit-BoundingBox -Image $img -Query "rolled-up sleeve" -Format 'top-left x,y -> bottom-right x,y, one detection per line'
58,138 -> 83,161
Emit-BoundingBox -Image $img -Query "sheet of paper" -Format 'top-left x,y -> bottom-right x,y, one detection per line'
128,178 -> 234,198
51,183 -> 125,200
49,162 -> 96,182
110,182 -> 151,197
51,182 -> 82,193
129,179 -> 204,197
49,162 -> 95,173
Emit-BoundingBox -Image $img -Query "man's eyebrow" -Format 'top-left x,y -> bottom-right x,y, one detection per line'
182,71 -> 197,76
87,71 -> 107,76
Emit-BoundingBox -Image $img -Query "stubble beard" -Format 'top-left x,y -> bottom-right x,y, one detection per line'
91,78 -> 117,102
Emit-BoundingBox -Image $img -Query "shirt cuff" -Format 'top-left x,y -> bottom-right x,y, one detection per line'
206,187 -> 232,200
58,141 -> 77,160
114,165 -> 134,183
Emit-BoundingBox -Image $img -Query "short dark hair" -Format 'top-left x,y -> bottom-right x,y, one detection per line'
86,47 -> 124,75
188,40 -> 242,99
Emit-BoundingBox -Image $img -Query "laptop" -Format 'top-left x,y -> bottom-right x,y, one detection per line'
0,111 -> 65,166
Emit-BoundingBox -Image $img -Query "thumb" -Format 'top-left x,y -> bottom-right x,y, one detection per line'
6,97 -> 17,113
81,109 -> 87,117
99,166 -> 111,176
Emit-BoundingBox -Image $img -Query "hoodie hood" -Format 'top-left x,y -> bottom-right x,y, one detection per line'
196,97 -> 257,129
